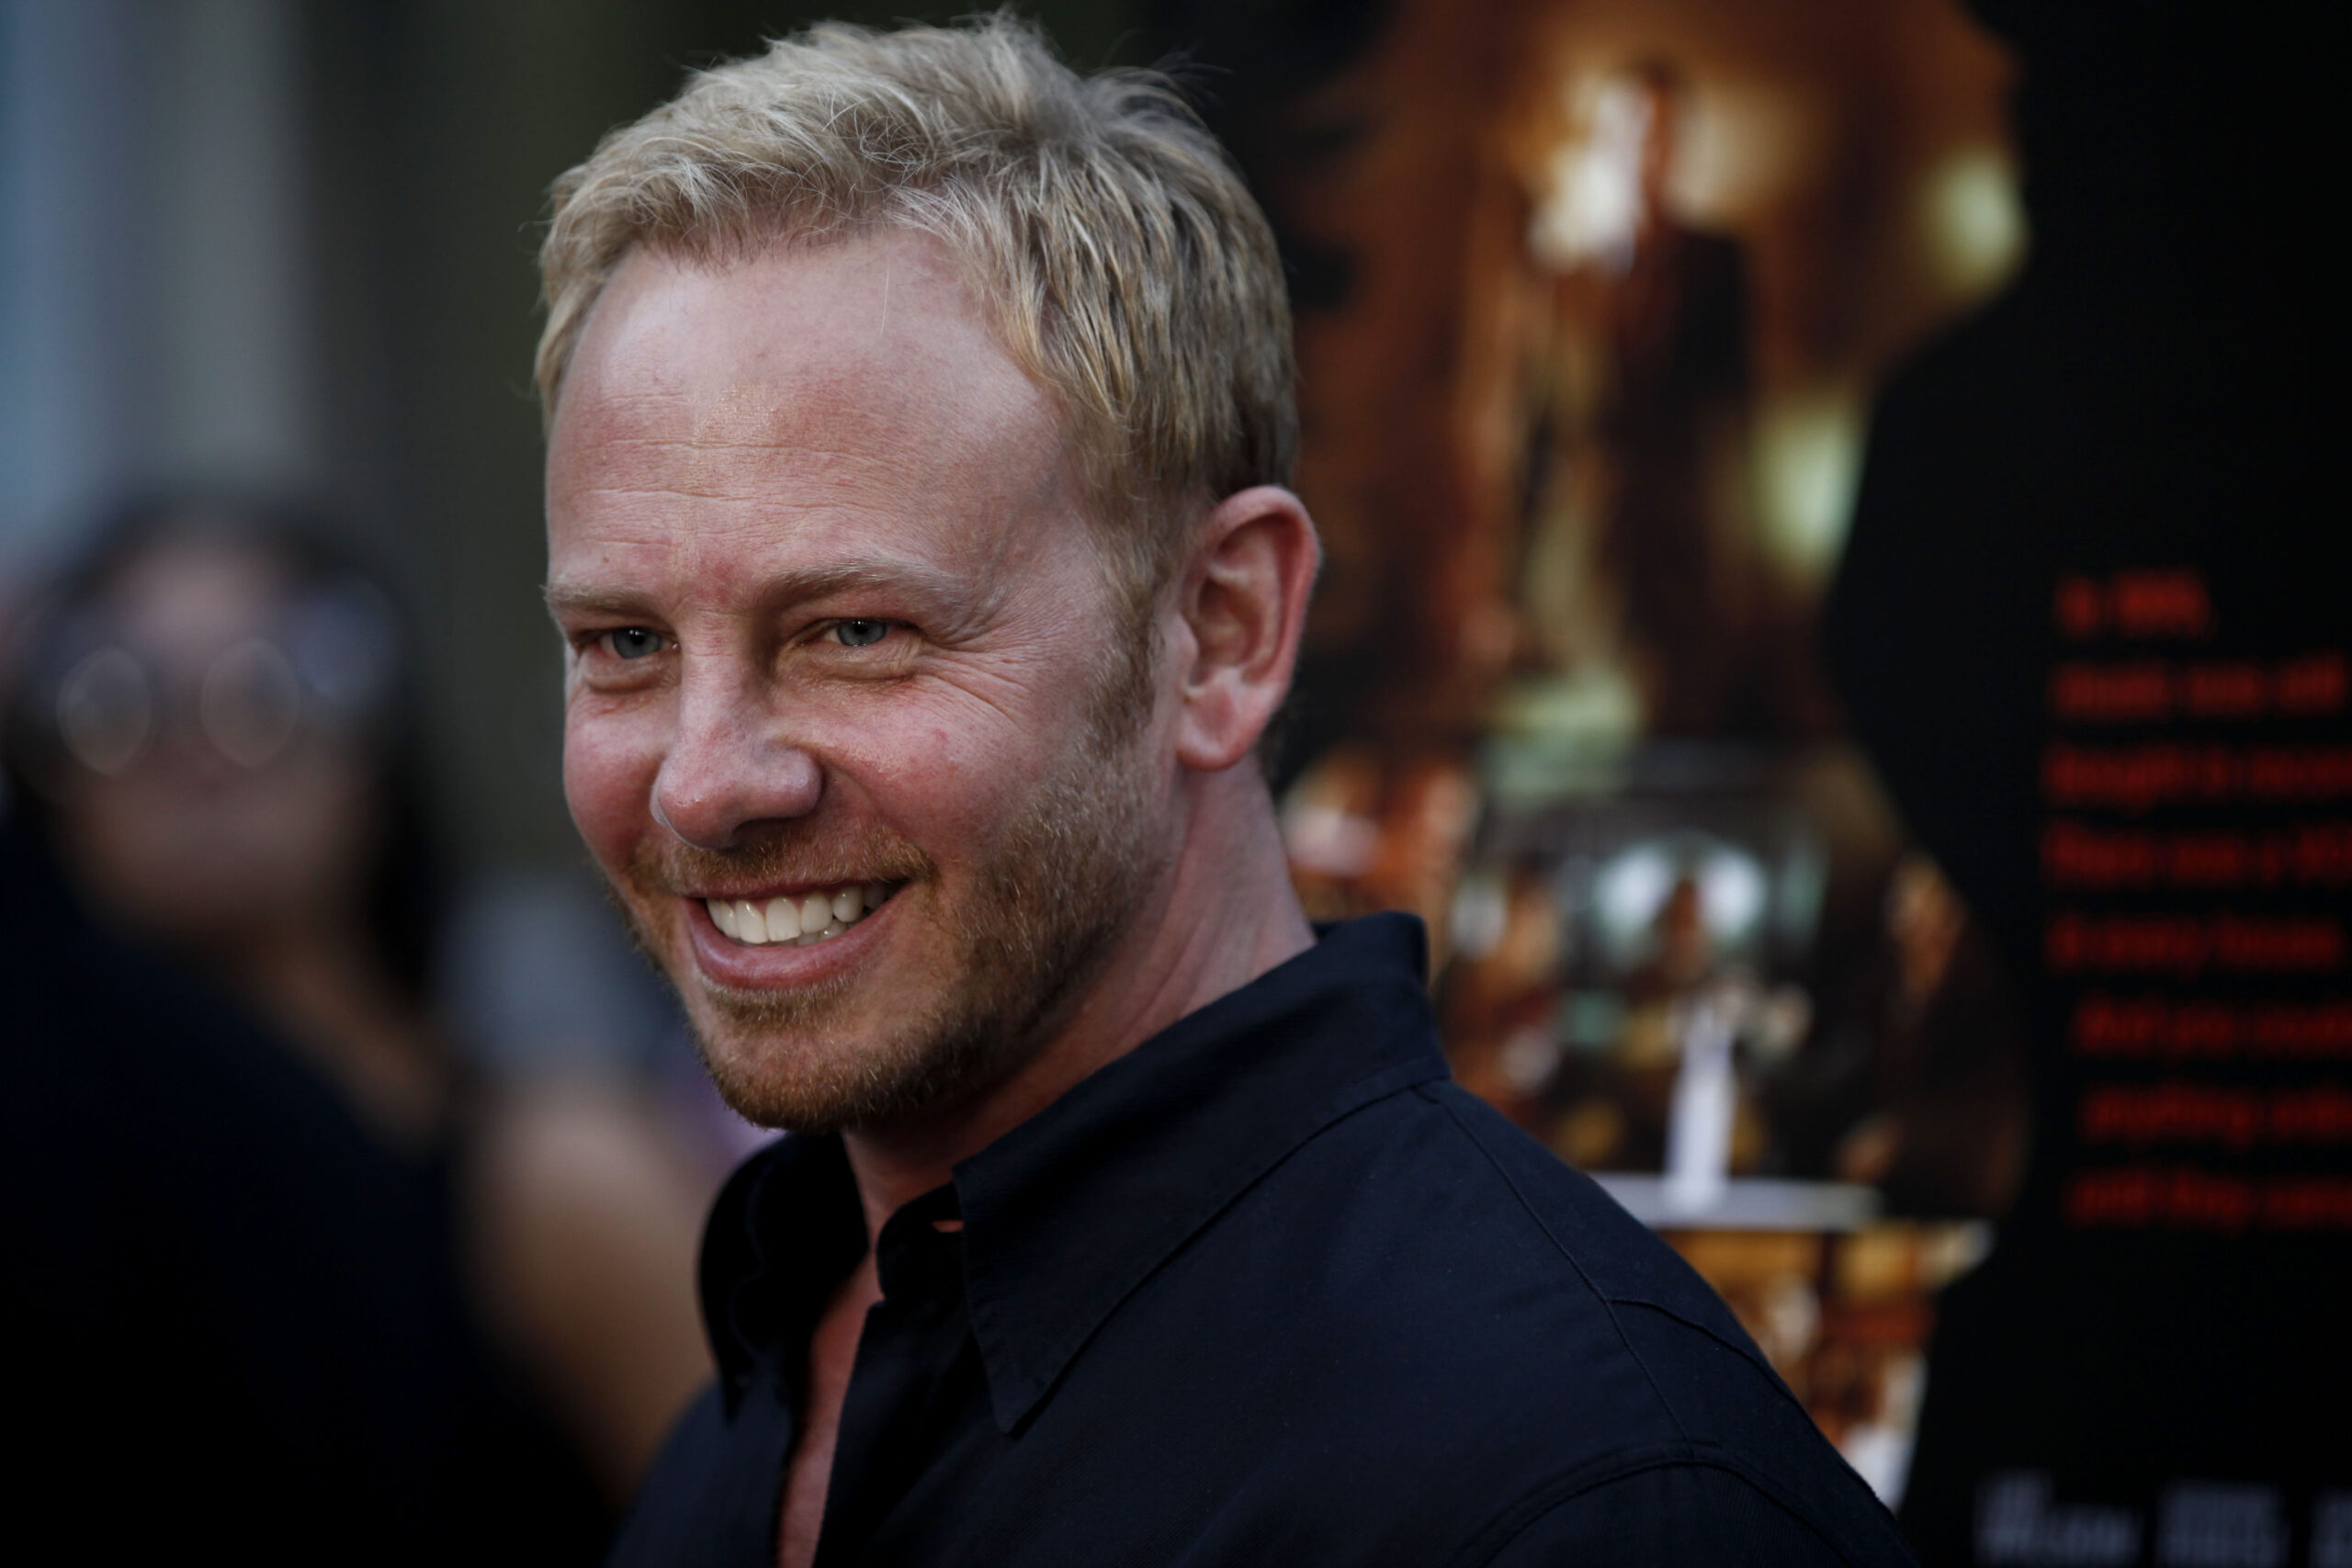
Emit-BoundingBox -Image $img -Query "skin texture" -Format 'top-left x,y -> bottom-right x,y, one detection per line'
545,230 -> 1321,1567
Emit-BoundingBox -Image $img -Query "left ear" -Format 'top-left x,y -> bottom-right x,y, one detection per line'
1170,485 -> 1321,773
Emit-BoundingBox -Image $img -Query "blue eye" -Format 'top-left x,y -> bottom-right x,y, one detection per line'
604,627 -> 665,660
834,619 -> 888,649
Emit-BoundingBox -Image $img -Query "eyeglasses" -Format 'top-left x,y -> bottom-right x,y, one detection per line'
35,583 -> 400,777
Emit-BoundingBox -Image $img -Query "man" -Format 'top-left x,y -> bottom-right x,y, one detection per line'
538,17 -> 1914,1565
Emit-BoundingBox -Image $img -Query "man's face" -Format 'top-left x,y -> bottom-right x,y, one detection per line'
547,231 -> 1169,1131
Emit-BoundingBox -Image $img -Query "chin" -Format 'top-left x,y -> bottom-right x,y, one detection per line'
685,985 -> 1007,1135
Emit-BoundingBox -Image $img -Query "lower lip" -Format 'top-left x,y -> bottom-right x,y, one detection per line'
683,892 -> 899,989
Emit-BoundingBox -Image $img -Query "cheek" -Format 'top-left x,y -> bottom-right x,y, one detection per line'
823,690 -> 1069,850
562,704 -> 661,867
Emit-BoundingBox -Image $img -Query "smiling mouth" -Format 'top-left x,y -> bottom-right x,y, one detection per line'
701,881 -> 899,947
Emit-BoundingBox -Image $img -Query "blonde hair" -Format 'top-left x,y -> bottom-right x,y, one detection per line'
537,13 -> 1296,593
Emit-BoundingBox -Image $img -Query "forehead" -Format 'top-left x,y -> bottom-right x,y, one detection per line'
546,230 -> 1080,590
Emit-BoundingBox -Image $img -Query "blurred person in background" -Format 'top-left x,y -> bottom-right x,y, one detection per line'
0,492 -> 700,1557
1769,854 -> 2029,1215
440,866 -> 763,1491
1521,56 -> 1832,741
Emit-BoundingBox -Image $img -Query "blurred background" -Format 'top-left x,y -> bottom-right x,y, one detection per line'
1,2 -> 2340,1564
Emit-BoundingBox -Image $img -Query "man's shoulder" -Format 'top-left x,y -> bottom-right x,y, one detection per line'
1251,1075 -> 1767,1375
1385,1080 -> 1763,1338
1124,1074 -> 1915,1564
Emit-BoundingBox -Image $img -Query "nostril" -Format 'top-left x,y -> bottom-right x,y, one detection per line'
651,741 -> 825,850
649,785 -> 725,849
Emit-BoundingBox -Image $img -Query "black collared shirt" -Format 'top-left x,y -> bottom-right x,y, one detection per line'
612,915 -> 1916,1565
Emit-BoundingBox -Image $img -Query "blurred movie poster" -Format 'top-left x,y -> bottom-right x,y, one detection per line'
1160,0 -> 2030,1510
1818,2 -> 2349,1561
1161,0 -> 2347,1556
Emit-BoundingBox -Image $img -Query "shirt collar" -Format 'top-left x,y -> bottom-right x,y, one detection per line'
953,911 -> 1447,1431
704,1126 -> 863,1414
701,912 -> 1448,1429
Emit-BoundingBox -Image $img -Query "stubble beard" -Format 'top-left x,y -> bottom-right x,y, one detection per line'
613,635 -> 1163,1134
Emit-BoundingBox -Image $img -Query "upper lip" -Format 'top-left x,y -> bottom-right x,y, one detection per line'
684,877 -> 894,901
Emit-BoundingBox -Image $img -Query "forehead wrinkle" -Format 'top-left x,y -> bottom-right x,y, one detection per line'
555,418 -> 1080,574
560,459 -> 888,510
566,407 -> 1079,558
573,381 -> 1048,513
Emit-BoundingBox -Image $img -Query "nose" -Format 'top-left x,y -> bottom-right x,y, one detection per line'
650,656 -> 822,850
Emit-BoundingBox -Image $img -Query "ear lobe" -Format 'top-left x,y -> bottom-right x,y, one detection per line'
1173,486 -> 1321,773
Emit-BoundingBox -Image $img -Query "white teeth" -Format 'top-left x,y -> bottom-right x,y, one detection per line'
707,883 -> 893,946
763,895 -> 801,941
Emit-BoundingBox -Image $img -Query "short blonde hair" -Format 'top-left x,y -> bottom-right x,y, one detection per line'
537,13 -> 1296,592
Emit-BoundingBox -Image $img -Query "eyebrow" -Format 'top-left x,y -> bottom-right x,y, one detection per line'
542,582 -> 653,617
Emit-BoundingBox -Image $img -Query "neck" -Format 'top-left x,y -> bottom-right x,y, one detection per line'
842,766 -> 1312,1241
